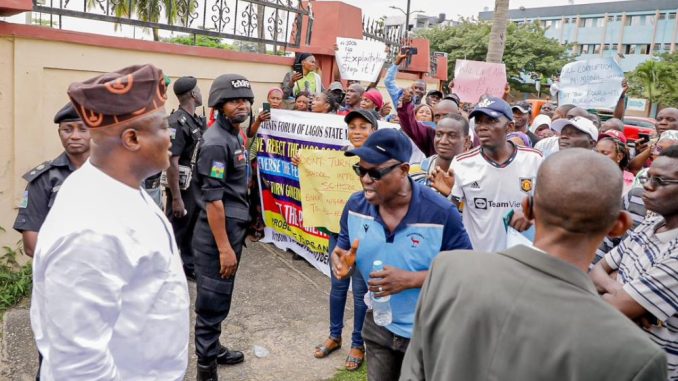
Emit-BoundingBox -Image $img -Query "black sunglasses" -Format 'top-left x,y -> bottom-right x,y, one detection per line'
352,162 -> 402,181
638,175 -> 678,187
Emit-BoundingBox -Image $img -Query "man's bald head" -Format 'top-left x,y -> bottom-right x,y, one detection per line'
601,118 -> 624,132
566,107 -> 589,119
433,99 -> 460,122
534,148 -> 622,235
553,104 -> 576,121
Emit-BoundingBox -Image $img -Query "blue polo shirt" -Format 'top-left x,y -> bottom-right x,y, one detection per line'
337,180 -> 472,338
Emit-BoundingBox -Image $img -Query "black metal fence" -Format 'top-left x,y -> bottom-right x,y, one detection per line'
362,16 -> 402,59
32,0 -> 312,48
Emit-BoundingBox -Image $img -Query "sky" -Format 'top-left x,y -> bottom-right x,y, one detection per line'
333,0 -> 629,21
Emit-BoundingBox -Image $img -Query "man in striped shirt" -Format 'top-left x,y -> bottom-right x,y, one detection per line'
591,145 -> 678,379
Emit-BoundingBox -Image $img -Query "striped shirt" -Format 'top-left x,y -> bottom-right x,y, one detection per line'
604,216 -> 678,379
592,187 -> 650,265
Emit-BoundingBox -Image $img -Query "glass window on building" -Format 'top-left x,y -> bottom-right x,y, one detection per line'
603,43 -> 611,51
581,44 -> 589,54
654,43 -> 662,52
669,13 -> 677,20
595,18 -> 604,27
658,13 -> 666,20
594,44 -> 602,54
616,15 -> 623,22
624,44 -> 632,54
553,19 -> 562,29
607,15 -> 615,22
638,44 -> 649,55
647,15 -> 655,25
563,18 -> 570,24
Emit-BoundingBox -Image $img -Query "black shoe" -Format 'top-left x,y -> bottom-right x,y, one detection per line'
196,360 -> 218,381
216,344 -> 245,365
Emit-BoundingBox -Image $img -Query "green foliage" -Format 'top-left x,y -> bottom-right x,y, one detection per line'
331,363 -> 367,381
0,229 -> 32,315
626,52 -> 678,107
163,35 -> 236,50
416,19 -> 572,91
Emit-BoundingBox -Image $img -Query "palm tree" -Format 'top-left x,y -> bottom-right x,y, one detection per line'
486,0 -> 509,63
88,0 -> 193,41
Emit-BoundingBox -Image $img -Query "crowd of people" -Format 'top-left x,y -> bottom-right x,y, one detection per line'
12,48 -> 678,381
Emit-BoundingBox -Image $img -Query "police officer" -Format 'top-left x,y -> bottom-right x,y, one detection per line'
13,102 -> 90,258
166,76 -> 205,281
193,74 -> 252,381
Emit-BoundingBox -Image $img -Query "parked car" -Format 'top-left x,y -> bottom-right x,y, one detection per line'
622,116 -> 656,141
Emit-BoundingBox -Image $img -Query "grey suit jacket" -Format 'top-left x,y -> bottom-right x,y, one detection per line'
401,245 -> 667,381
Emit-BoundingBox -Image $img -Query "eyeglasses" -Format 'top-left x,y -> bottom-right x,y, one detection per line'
638,175 -> 678,187
352,162 -> 402,181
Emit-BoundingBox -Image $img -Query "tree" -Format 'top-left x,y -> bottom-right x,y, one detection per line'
417,20 -> 572,93
626,52 -> 678,109
486,0 -> 509,63
88,0 -> 195,41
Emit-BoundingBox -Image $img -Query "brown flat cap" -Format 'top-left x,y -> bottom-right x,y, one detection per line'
67,64 -> 167,128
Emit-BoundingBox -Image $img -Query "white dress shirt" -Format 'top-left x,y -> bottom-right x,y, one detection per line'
31,160 -> 189,381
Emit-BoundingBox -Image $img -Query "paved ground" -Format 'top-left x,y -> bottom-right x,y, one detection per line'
0,242 -> 360,381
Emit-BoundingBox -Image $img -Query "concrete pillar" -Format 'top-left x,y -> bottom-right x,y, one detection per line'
601,13 -> 608,56
618,13 -> 627,56
649,10 -> 660,55
572,15 -> 581,55
671,9 -> 678,53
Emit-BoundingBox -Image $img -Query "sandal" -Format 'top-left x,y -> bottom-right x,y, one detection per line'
314,337 -> 342,358
345,346 -> 365,371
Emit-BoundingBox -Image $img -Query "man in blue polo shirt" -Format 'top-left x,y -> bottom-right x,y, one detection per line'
332,128 -> 472,381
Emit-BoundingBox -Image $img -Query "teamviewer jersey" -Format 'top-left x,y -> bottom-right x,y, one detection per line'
451,144 -> 543,252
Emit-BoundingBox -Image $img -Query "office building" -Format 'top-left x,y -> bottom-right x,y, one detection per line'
479,0 -> 678,72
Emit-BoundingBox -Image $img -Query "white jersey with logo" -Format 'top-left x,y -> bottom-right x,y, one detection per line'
451,144 -> 543,252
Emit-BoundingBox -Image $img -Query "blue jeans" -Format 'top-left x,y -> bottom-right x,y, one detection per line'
328,233 -> 368,348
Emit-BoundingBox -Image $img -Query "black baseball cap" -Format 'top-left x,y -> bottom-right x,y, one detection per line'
427,90 -> 443,98
344,109 -> 378,129
345,128 -> 412,164
469,96 -> 514,121
512,100 -> 532,114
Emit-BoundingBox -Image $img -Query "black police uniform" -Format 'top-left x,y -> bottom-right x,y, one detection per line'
166,106 -> 206,275
13,152 -> 76,234
192,114 -> 250,362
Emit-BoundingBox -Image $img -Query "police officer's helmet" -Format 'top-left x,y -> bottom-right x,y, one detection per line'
208,74 -> 255,107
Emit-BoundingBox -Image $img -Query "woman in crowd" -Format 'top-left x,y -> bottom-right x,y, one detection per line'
312,109 -> 378,372
246,88 -> 284,241
595,136 -> 634,195
530,114 -> 554,139
282,53 -> 323,99
311,91 -> 340,114
359,89 -> 384,117
414,103 -> 434,123
294,91 -> 311,112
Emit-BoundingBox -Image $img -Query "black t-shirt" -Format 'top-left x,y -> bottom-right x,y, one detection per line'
195,118 -> 250,221
13,152 -> 75,232
169,107 -> 205,167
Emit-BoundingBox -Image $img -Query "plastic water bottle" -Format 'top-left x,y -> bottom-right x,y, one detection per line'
371,260 -> 392,326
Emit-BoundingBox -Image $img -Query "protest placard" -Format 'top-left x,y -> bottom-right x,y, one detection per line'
256,110 -> 349,276
558,58 -> 624,109
336,37 -> 387,82
256,110 -> 426,277
452,60 -> 507,103
298,150 -> 361,233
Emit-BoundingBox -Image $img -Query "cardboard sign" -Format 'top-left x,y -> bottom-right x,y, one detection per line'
558,58 -> 624,109
298,150 -> 361,233
336,37 -> 387,82
452,60 -> 507,103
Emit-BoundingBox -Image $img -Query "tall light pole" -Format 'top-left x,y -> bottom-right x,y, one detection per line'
389,1 -> 424,39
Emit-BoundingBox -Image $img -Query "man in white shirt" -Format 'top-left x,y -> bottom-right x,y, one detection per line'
30,64 -> 190,381
451,97 -> 543,252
